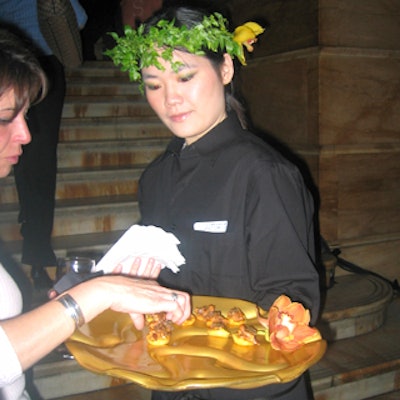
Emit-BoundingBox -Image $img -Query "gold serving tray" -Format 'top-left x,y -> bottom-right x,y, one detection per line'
66,296 -> 326,390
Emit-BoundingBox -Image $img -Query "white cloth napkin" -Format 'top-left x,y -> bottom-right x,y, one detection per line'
94,225 -> 185,274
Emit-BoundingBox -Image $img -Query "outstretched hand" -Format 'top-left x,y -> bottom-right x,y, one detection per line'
50,257 -> 190,330
106,276 -> 190,329
70,274 -> 191,331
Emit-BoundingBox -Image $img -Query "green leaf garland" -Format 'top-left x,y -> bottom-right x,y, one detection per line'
105,12 -> 242,84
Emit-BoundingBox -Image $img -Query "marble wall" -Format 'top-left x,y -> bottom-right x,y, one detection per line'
224,0 -> 400,280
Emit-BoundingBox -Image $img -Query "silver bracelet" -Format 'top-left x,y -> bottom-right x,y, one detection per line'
57,293 -> 85,329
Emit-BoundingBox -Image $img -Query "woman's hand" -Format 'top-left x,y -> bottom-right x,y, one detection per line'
3,274 -> 190,373
70,275 -> 191,330
108,276 -> 190,329
49,256 -> 162,299
113,256 -> 162,279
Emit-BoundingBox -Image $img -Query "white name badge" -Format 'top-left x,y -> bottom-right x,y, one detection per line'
193,220 -> 228,233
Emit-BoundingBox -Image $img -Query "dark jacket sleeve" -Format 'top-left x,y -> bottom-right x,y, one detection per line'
244,158 -> 320,323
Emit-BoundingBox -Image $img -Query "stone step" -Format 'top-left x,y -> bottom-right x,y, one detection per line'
32,287 -> 400,400
0,60 -> 169,260
59,117 -> 171,141
0,195 -> 139,243
56,138 -> 168,169
55,166 -> 143,200
3,230 -> 124,263
64,62 -> 141,98
62,97 -> 155,119
65,61 -> 129,79
66,93 -> 143,103
0,174 -> 17,204
0,140 -> 164,218
0,135 -> 166,252
0,166 -> 144,205
364,390 -> 400,399
64,62 -> 137,96
66,79 -> 138,97
311,293 -> 400,400
316,274 -> 394,340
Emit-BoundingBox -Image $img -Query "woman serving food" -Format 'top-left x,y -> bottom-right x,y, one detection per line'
107,3 -> 321,400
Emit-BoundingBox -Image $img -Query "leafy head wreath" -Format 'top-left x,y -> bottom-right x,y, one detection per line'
105,12 -> 264,84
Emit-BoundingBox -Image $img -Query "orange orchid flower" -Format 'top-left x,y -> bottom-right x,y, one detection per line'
258,295 -> 321,352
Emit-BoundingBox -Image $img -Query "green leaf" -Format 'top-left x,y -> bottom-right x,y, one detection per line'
105,13 -> 244,83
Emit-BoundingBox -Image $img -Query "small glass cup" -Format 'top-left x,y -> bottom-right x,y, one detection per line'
56,256 -> 95,280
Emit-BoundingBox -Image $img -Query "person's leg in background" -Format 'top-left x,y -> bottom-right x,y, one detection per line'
80,0 -> 122,60
13,55 -> 66,289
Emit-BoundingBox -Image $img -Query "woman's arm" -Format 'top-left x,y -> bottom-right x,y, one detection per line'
1,275 -> 190,371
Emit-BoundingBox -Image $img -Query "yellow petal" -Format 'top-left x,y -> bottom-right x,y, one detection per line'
243,22 -> 265,36
233,26 -> 256,44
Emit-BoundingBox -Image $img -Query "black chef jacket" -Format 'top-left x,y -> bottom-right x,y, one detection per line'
138,113 -> 320,400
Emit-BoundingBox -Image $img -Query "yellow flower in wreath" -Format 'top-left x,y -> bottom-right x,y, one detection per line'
233,21 -> 265,65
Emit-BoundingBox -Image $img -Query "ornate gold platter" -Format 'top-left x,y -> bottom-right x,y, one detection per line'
66,296 -> 326,390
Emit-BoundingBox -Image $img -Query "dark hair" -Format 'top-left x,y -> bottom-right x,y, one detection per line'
144,6 -> 248,128
0,29 -> 47,119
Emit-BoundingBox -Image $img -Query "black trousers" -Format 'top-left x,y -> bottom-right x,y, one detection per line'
79,0 -> 122,60
13,55 -> 66,267
151,374 -> 314,400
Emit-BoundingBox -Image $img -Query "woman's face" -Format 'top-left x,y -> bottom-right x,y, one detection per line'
142,51 -> 234,145
0,89 -> 31,178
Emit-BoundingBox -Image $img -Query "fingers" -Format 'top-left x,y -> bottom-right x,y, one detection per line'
129,312 -> 146,330
142,257 -> 162,278
110,256 -> 162,278
128,289 -> 190,328
96,275 -> 191,328
129,256 -> 142,275
164,290 -> 192,325
128,256 -> 162,278
149,261 -> 162,279
111,263 -> 123,274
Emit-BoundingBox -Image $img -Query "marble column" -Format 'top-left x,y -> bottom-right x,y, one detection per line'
225,0 -> 400,280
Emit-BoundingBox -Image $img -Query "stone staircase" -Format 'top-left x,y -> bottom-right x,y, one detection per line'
0,61 -> 171,261
1,62 -> 399,400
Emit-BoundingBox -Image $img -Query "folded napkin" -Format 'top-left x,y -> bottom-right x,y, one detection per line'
94,225 -> 185,274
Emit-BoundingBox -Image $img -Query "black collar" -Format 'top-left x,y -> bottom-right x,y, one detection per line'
166,113 -> 245,157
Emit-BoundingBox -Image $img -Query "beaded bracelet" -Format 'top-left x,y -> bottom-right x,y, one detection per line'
57,293 -> 85,329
